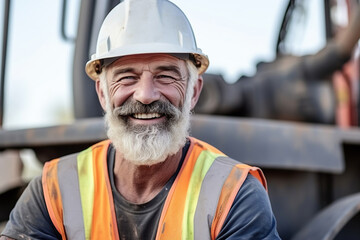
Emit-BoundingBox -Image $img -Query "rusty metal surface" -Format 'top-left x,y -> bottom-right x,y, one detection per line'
1,115 -> 360,239
191,115 -> 349,173
264,170 -> 324,239
0,115 -> 360,172
0,117 -> 106,148
0,150 -> 22,193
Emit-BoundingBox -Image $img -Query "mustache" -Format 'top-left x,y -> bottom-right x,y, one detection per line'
113,99 -> 181,119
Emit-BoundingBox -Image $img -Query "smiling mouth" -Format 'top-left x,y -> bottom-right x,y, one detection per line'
132,113 -> 162,120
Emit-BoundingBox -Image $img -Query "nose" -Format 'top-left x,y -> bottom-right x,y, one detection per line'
133,72 -> 161,105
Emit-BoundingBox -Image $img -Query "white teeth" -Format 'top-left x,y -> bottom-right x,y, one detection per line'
133,113 -> 161,119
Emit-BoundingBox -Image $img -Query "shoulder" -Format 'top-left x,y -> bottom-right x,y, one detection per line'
189,137 -> 225,155
1,176 -> 61,240
46,140 -> 111,167
43,140 -> 109,175
237,174 -> 270,206
216,175 -> 280,239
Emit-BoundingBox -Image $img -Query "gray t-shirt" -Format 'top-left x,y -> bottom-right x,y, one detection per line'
108,142 -> 188,240
1,142 -> 280,240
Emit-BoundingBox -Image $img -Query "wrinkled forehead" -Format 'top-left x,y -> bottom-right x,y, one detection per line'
106,53 -> 188,72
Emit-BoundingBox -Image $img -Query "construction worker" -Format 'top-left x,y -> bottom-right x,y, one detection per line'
1,0 -> 280,239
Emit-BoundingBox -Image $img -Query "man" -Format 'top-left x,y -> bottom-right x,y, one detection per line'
1,0 -> 280,239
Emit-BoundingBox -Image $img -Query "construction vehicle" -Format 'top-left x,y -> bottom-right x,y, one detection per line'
1,0 -> 360,239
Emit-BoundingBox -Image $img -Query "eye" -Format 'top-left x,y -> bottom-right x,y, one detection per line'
116,75 -> 138,85
154,74 -> 178,84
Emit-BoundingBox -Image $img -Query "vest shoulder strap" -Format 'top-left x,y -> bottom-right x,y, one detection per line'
156,137 -> 267,240
42,158 -> 67,239
210,162 -> 266,239
42,140 -> 117,240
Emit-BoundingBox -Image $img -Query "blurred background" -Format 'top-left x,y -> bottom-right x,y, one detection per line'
1,0 -> 334,128
1,0 -> 360,239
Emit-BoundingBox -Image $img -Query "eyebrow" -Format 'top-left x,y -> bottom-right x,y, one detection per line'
112,67 -> 136,76
112,65 -> 183,77
155,65 -> 182,76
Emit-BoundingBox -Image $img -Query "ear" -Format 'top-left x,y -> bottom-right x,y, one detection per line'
190,75 -> 204,110
95,79 -> 107,111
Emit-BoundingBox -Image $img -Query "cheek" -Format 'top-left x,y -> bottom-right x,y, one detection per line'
109,83 -> 135,107
160,81 -> 187,107
108,81 -> 187,108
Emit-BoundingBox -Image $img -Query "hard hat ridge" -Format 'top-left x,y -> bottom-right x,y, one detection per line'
85,0 -> 209,80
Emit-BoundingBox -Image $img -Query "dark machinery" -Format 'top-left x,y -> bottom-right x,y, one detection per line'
1,0 -> 360,239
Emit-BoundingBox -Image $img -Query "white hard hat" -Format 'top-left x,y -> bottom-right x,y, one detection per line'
85,0 -> 209,80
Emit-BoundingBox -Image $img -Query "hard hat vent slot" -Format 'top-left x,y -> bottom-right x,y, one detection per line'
178,31 -> 183,47
98,37 -> 111,55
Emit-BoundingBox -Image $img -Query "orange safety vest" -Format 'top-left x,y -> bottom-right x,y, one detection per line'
42,137 -> 267,240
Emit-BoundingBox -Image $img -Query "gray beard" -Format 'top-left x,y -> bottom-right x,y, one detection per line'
105,98 -> 191,166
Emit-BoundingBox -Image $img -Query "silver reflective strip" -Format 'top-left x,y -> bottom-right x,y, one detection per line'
194,156 -> 240,239
57,153 -> 86,240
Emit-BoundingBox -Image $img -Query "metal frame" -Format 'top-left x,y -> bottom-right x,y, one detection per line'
72,0 -> 117,119
60,0 -> 76,42
0,0 -> 10,127
0,115 -> 359,170
292,193 -> 360,240
276,0 -> 332,55
275,0 -> 295,55
72,0 -> 101,119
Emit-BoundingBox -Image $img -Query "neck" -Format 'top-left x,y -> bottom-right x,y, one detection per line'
113,149 -> 183,204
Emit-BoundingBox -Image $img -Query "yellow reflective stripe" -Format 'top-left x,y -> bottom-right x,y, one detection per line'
77,148 -> 95,240
182,150 -> 223,240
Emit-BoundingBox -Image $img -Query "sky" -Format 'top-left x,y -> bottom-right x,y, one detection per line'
2,0 -> 293,129
172,0 -> 287,80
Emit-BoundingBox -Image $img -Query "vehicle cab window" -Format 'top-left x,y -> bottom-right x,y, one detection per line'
1,0 -> 80,129
279,0 -> 327,56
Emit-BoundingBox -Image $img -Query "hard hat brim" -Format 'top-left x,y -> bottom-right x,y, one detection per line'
85,43 -> 209,80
